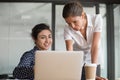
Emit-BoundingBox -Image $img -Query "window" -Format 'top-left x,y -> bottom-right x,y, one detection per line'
114,4 -> 120,79
0,3 -> 52,74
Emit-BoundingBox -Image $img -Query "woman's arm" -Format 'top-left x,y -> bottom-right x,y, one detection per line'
91,32 -> 101,64
13,52 -> 34,79
13,66 -> 33,79
65,40 -> 73,51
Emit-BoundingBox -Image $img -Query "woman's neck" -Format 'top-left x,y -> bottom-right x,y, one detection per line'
80,13 -> 88,40
81,13 -> 87,30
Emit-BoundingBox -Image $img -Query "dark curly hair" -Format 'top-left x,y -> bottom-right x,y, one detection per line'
31,23 -> 51,40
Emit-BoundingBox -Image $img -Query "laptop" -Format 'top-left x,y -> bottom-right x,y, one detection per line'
34,51 -> 84,80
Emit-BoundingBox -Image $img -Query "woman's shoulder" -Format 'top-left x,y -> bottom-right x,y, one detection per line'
86,14 -> 103,26
21,46 -> 38,57
87,14 -> 102,20
64,25 -> 75,33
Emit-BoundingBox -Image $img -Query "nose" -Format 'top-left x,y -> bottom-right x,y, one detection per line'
45,37 -> 50,43
45,38 -> 49,43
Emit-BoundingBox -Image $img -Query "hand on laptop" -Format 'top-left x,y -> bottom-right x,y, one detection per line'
96,76 -> 108,80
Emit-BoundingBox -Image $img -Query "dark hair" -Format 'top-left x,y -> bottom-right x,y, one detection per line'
62,1 -> 83,18
31,23 -> 51,40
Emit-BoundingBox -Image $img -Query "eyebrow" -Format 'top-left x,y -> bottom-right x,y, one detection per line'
39,34 -> 52,37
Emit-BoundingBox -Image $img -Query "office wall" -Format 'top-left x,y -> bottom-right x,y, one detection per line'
0,3 -> 51,74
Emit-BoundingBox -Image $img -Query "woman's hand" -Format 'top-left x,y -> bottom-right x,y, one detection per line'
96,76 -> 108,80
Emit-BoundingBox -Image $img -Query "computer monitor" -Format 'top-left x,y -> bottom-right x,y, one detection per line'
34,51 -> 84,80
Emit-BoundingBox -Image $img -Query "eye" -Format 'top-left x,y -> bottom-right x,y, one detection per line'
73,21 -> 77,24
40,36 -> 46,39
38,35 -> 46,39
49,34 -> 52,38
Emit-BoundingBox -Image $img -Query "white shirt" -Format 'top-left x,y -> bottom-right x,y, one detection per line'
64,14 -> 103,65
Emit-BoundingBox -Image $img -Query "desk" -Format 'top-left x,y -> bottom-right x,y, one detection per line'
0,74 -> 14,79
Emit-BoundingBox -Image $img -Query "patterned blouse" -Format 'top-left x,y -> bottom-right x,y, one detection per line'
13,46 -> 39,80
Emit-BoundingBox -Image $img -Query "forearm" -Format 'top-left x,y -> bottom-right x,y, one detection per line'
65,40 -> 73,51
91,46 -> 99,64
91,32 -> 101,64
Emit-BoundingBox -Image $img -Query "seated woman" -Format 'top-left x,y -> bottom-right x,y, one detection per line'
13,23 -> 52,79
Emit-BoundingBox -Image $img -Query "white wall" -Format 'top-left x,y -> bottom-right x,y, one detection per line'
0,3 -> 51,74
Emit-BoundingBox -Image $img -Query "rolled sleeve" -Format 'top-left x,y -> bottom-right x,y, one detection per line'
94,14 -> 103,32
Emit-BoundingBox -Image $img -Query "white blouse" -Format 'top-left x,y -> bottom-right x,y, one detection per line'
64,14 -> 103,65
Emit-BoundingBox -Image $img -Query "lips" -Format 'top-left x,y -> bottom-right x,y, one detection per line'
44,44 -> 50,47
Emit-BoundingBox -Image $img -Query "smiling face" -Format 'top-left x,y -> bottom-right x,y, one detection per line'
65,15 -> 84,31
35,30 -> 52,50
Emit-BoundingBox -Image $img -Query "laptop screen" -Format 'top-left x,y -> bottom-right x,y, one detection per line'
34,51 -> 84,80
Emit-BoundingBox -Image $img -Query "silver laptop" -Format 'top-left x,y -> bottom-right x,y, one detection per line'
34,51 -> 84,80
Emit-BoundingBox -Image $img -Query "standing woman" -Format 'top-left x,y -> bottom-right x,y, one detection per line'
13,23 -> 52,79
62,1 -> 107,80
